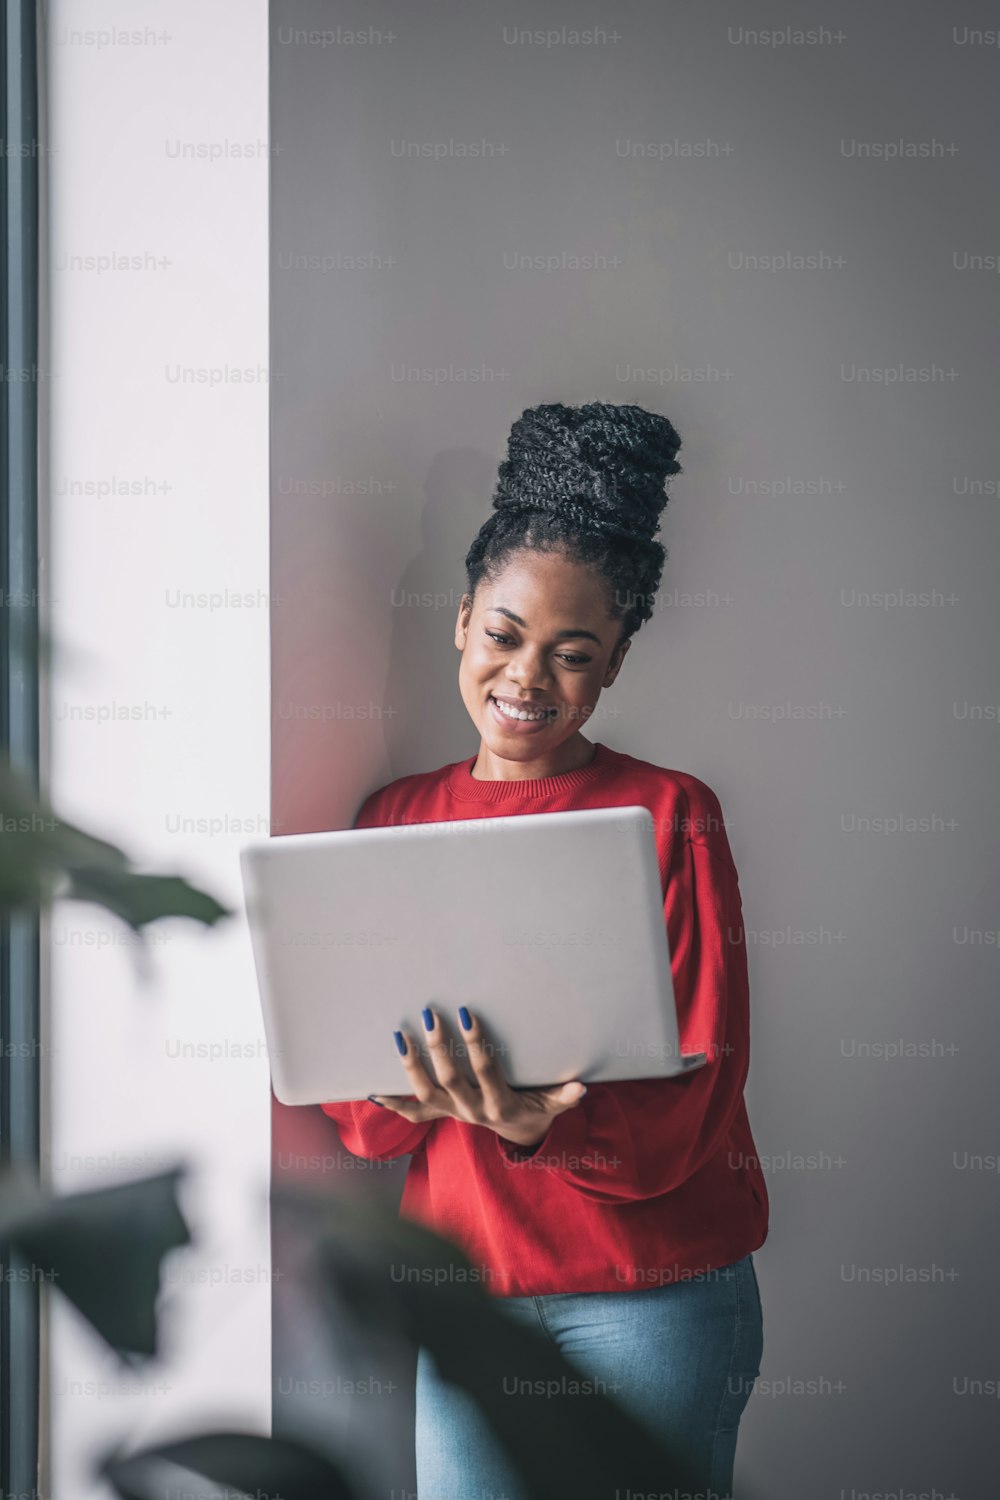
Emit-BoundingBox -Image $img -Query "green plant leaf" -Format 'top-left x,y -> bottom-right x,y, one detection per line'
65,867 -> 230,930
0,759 -> 231,930
0,1167 -> 191,1359
101,1431 -> 358,1500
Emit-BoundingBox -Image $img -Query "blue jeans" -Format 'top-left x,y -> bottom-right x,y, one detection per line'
415,1251 -> 763,1500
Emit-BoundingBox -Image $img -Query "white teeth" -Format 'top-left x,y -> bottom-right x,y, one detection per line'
492,695 -> 549,722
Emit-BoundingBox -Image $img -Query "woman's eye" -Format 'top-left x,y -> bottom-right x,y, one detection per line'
484,631 -> 590,667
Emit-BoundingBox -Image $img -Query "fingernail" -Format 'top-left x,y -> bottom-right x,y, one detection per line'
393,1030 -> 407,1055
367,1095 -> 386,1108
458,1006 -> 472,1031
422,1007 -> 435,1031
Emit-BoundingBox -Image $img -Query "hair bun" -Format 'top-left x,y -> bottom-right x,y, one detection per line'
493,400 -> 682,544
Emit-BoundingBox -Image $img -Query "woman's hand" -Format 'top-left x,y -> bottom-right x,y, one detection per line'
368,1005 -> 587,1149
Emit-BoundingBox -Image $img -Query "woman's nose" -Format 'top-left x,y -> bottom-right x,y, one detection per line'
505,651 -> 552,690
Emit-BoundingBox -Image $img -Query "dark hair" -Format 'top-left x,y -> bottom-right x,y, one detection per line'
464,400 -> 682,648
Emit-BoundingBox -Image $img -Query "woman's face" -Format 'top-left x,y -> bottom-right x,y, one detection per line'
455,547 -> 631,769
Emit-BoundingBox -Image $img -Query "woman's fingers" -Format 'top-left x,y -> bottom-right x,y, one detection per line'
369,1093 -> 448,1122
392,1027 -> 447,1106
452,1008 -> 587,1123
533,1081 -> 589,1112
392,1015 -> 485,1119
418,1006 -> 487,1115
458,1007 -> 584,1150
452,1006 -> 513,1117
386,1007 -> 584,1133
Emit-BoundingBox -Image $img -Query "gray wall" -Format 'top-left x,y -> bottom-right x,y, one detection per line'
271,3 -> 1000,1496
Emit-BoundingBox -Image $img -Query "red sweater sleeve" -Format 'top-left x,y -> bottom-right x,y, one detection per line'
494,834 -> 751,1203
320,1098 -> 434,1159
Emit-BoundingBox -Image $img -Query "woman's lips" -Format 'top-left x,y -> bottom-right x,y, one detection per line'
487,693 -> 557,733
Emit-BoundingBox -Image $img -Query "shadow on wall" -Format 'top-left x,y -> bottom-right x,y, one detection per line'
269,442 -> 501,1489
382,445 -> 502,780
269,443 -> 500,1487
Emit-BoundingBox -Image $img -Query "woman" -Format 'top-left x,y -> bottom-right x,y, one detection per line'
320,400 -> 768,1500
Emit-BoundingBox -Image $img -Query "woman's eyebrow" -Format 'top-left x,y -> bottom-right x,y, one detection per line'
487,605 -> 603,645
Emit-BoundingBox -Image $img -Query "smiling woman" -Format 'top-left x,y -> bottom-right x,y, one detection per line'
319,400 -> 768,1500
459,550 -> 629,767
456,399 -> 680,780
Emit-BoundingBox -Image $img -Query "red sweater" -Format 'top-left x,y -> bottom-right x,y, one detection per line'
320,740 -> 769,1297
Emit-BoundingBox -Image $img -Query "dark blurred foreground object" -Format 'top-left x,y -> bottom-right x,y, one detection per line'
102,1431 -> 356,1500
1,1162 -> 768,1499
275,1182 -> 740,1500
0,1168 -> 191,1359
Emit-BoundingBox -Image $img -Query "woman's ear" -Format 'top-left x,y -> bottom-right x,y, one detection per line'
455,593 -> 473,649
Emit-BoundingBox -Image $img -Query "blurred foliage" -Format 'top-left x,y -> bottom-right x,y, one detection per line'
277,1183 -> 718,1500
0,1168 -> 190,1360
0,1163 -> 765,1500
0,759 -> 231,930
101,1431 -> 356,1500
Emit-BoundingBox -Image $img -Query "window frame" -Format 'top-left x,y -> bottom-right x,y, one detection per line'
0,2 -> 42,1496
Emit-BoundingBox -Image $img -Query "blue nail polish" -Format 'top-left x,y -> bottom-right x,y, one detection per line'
458,1006 -> 472,1031
422,1007 -> 434,1031
367,1095 -> 386,1108
393,1030 -> 407,1055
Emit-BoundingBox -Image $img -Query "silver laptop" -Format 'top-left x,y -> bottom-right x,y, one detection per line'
239,804 -> 706,1105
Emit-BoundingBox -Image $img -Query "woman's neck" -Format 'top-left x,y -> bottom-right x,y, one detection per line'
470,734 -> 598,782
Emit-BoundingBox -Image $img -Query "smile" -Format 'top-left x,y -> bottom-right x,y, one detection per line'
488,693 -> 556,727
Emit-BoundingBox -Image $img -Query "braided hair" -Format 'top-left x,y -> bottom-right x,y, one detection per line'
464,401 -> 682,647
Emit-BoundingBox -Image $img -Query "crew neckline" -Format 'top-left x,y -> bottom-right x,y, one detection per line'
446,740 -> 616,802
